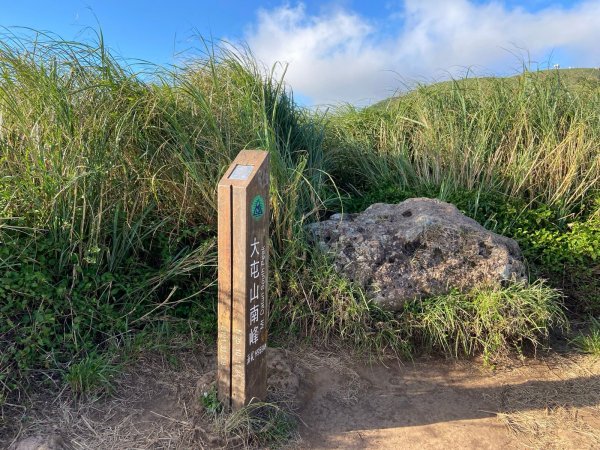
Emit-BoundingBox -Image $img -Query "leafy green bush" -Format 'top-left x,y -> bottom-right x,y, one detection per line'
200,385 -> 222,415
0,229 -> 214,396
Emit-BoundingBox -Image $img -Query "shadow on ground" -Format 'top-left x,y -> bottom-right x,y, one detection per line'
288,351 -> 600,449
2,347 -> 599,450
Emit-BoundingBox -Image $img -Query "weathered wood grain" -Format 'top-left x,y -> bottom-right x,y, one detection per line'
217,150 -> 269,411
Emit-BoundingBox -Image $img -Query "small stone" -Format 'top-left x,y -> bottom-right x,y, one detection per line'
267,348 -> 300,396
9,435 -> 70,450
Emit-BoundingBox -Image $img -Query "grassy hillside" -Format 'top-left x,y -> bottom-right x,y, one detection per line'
0,32 -> 597,404
375,68 -> 600,109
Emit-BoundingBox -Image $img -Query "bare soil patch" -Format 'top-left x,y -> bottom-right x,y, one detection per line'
2,345 -> 599,449
294,351 -> 600,449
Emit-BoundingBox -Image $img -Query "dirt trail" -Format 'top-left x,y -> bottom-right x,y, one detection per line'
291,351 -> 600,449
2,346 -> 599,449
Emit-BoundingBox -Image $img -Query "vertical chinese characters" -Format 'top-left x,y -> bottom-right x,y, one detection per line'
247,236 -> 264,365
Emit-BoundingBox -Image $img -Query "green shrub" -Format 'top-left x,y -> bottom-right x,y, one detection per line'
200,385 -> 223,416
0,229 -> 215,397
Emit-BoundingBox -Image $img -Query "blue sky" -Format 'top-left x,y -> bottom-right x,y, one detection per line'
1,1 -> 598,105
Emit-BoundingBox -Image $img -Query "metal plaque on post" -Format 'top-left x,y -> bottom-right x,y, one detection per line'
217,150 -> 269,411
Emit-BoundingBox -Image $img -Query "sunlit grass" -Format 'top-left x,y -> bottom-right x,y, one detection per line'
325,71 -> 600,216
571,318 -> 600,355
0,28 -> 594,407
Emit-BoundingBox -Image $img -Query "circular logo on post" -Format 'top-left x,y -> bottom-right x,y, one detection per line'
250,195 -> 265,220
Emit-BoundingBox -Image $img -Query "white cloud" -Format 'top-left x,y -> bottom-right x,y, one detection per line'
243,1 -> 600,105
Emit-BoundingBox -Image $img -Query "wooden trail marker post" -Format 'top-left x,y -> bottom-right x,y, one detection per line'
217,150 -> 269,411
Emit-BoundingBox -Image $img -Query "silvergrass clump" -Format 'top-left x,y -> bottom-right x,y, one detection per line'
403,280 -> 568,362
0,29 -> 332,402
271,245 -> 413,358
275,245 -> 566,362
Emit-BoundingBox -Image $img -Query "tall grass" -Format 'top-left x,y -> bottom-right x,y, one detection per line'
0,30 -> 332,400
325,71 -> 600,216
404,281 -> 566,362
0,30 -> 586,403
325,70 -> 599,318
571,319 -> 600,356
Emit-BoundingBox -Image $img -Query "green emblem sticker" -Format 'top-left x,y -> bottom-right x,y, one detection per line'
250,195 -> 265,220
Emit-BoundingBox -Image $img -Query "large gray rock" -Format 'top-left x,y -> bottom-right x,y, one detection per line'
308,198 -> 526,311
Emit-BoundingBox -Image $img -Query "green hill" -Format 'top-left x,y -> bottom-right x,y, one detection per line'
374,68 -> 600,110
